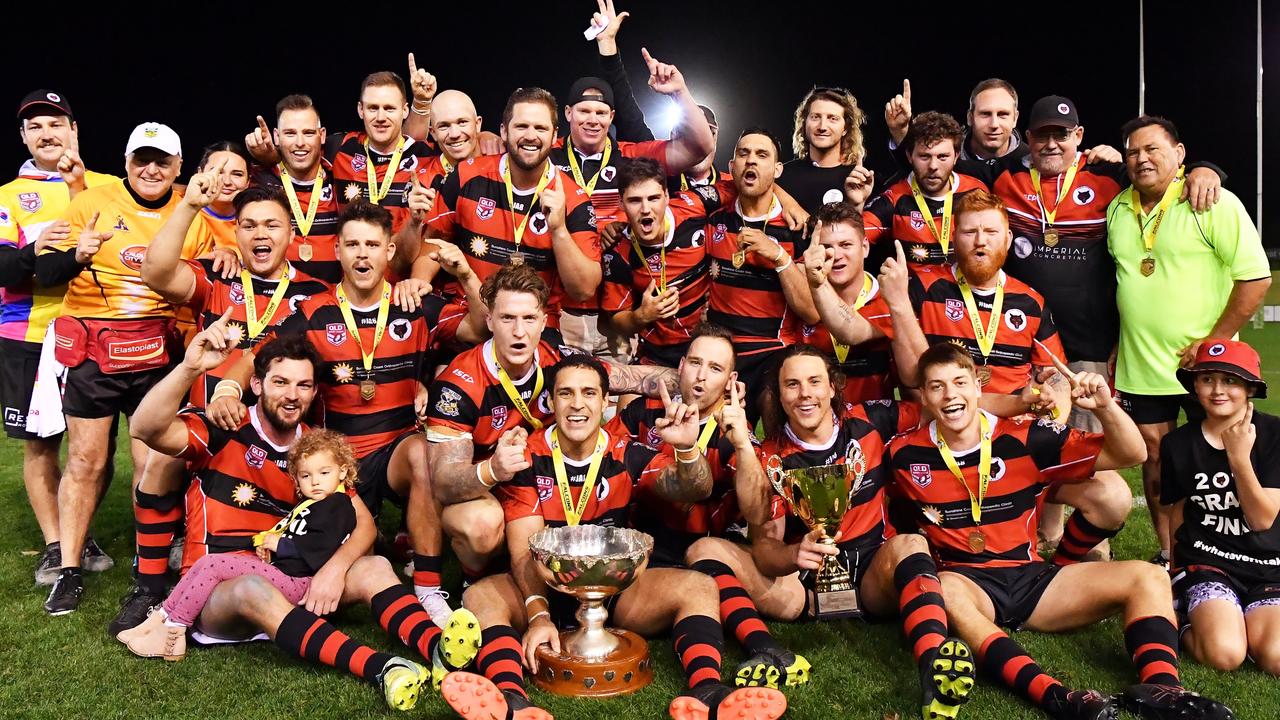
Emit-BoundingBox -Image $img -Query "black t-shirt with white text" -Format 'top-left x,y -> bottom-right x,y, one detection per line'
1160,412 -> 1280,585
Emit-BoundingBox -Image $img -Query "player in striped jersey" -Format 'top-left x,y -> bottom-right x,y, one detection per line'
892,343 -> 1233,720
442,353 -> 786,720
0,89 -> 117,586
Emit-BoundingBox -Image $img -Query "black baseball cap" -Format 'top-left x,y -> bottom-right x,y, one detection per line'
17,89 -> 73,122
567,77 -> 614,108
1027,95 -> 1079,130
698,104 -> 718,129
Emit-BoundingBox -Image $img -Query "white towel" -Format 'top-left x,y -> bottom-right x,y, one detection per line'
26,323 -> 66,438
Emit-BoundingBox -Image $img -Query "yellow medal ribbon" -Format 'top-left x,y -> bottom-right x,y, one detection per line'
631,217 -> 672,293
696,415 -> 718,453
364,137 -> 406,204
908,173 -> 955,257
502,158 -> 556,254
279,164 -> 324,236
487,341 -> 544,430
832,273 -> 874,363
956,269 -> 1004,359
1030,155 -> 1081,229
440,155 -> 454,177
565,139 -> 613,197
935,412 -> 993,522
335,281 -> 391,377
1128,165 -> 1186,258
240,265 -> 292,341
551,428 -> 608,526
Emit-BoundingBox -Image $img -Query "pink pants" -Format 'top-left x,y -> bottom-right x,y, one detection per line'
162,553 -> 311,627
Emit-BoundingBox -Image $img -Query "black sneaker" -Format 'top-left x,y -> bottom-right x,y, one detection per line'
1149,550 -> 1170,569
82,537 -> 115,573
34,542 -> 61,586
108,585 -> 167,637
1123,684 -> 1235,720
1050,689 -> 1120,720
44,569 -> 83,616
734,646 -> 811,688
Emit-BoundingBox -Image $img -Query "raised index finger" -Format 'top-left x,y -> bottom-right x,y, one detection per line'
641,47 -> 658,72
895,239 -> 906,263
903,79 -> 912,103
87,210 -> 100,230
658,378 -> 673,408
1036,340 -> 1077,386
257,115 -> 270,134
408,52 -> 418,74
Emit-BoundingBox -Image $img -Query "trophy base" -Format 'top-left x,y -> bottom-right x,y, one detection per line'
807,585 -> 863,621
533,628 -> 653,697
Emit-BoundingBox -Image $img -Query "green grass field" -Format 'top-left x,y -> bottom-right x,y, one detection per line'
1,326 -> 1278,720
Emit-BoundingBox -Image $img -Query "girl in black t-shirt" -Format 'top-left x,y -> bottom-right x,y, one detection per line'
1160,340 -> 1280,676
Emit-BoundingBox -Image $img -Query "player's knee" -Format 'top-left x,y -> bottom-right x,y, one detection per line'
1130,562 -> 1173,597
1079,473 -> 1133,528
346,555 -> 396,600
229,574 -> 280,608
453,504 -> 506,555
1195,634 -> 1247,672
684,537 -> 736,567
885,532 -> 930,562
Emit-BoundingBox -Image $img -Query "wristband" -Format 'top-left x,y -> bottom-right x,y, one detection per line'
214,379 -> 242,395
675,445 -> 700,463
774,255 -> 793,273
411,105 -> 430,116
477,459 -> 497,488
528,610 -> 550,623
524,594 -> 547,607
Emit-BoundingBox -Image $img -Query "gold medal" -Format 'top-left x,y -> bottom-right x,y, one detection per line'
298,242 -> 313,262
968,531 -> 986,553
360,378 -> 376,402
976,366 -> 993,386
1141,256 -> 1156,276
732,249 -> 746,268
510,250 -> 525,266
1043,229 -> 1059,247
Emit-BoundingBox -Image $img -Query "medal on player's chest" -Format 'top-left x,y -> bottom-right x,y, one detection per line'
967,531 -> 987,553
937,413 -> 994,556
976,365 -> 993,387
1140,256 -> 1156,277
360,377 -> 376,402
732,245 -> 747,269
1043,228 -> 1059,247
298,242 -> 313,262
510,250 -> 526,266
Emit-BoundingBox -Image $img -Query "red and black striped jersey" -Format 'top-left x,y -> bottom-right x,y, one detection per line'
601,189 -> 720,360
425,333 -> 575,460
276,290 -> 464,458
798,273 -> 898,404
251,163 -> 343,284
991,160 -> 1127,363
177,406 -> 306,572
550,137 -> 671,226
416,154 -> 455,192
425,155 -> 600,323
496,424 -> 673,528
705,199 -> 811,352
863,173 -> 988,269
761,400 -> 921,549
888,411 -> 1103,568
329,132 -> 437,232
610,398 -> 747,536
909,265 -> 1065,394
185,260 -> 329,408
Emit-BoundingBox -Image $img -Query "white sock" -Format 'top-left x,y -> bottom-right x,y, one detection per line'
159,608 -> 185,629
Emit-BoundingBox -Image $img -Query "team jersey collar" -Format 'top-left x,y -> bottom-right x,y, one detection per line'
570,138 -> 612,162
482,338 -> 542,384
17,159 -> 61,181
362,134 -> 414,157
784,416 -> 839,452
249,263 -> 296,284
734,194 -> 783,223
949,263 -> 1005,293
498,154 -> 555,193
543,424 -> 611,466
928,409 -> 997,455
249,404 -> 303,453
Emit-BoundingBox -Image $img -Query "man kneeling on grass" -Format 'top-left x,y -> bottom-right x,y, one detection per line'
128,320 -> 480,710
889,343 -> 1233,720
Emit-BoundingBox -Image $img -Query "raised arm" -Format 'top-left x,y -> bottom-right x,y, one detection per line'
640,48 -> 713,175
591,0 -> 653,142
428,426 -> 529,506
803,241 -> 878,346
142,162 -> 222,303
604,358 -> 677,397
649,383 -> 713,503
1051,355 -> 1145,470
541,175 -> 601,302
403,52 -> 436,142
131,310 -> 235,454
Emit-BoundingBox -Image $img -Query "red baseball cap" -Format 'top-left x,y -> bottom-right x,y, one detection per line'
1176,340 -> 1267,398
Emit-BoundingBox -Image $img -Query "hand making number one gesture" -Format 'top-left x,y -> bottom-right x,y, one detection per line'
655,381 -> 700,449
1046,350 -> 1111,411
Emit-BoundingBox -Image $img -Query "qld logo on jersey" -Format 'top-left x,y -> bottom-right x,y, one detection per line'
491,404 -> 508,430
245,445 -> 268,469
229,282 -> 246,305
535,475 -> 554,502
476,197 -> 496,220
325,322 -> 347,346
351,154 -> 367,172
17,192 -> 41,212
909,210 -> 926,231
945,298 -> 964,322
910,463 -> 933,488
645,252 -> 662,275
645,425 -> 662,448
713,224 -> 727,243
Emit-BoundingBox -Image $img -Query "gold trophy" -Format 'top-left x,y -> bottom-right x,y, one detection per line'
527,525 -> 655,697
766,454 -> 866,619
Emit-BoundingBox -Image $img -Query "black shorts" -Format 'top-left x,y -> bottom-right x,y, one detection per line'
0,338 -> 49,440
797,541 -> 882,621
950,562 -> 1061,630
1116,391 -> 1204,425
355,431 -> 416,517
1171,564 -> 1280,615
643,524 -> 751,569
62,358 -> 174,419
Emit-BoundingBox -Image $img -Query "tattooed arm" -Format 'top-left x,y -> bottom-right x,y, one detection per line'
653,452 -> 713,503
426,435 -> 488,505
604,359 -> 678,398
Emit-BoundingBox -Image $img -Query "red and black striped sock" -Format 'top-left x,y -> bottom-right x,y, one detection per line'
412,553 -> 444,590
476,625 -> 527,699
1124,615 -> 1182,686
979,631 -> 1069,712
673,614 -> 725,690
1052,513 -> 1121,566
275,607 -> 394,686
894,552 -> 948,663
134,487 -> 183,594
371,585 -> 443,660
691,559 -> 778,655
